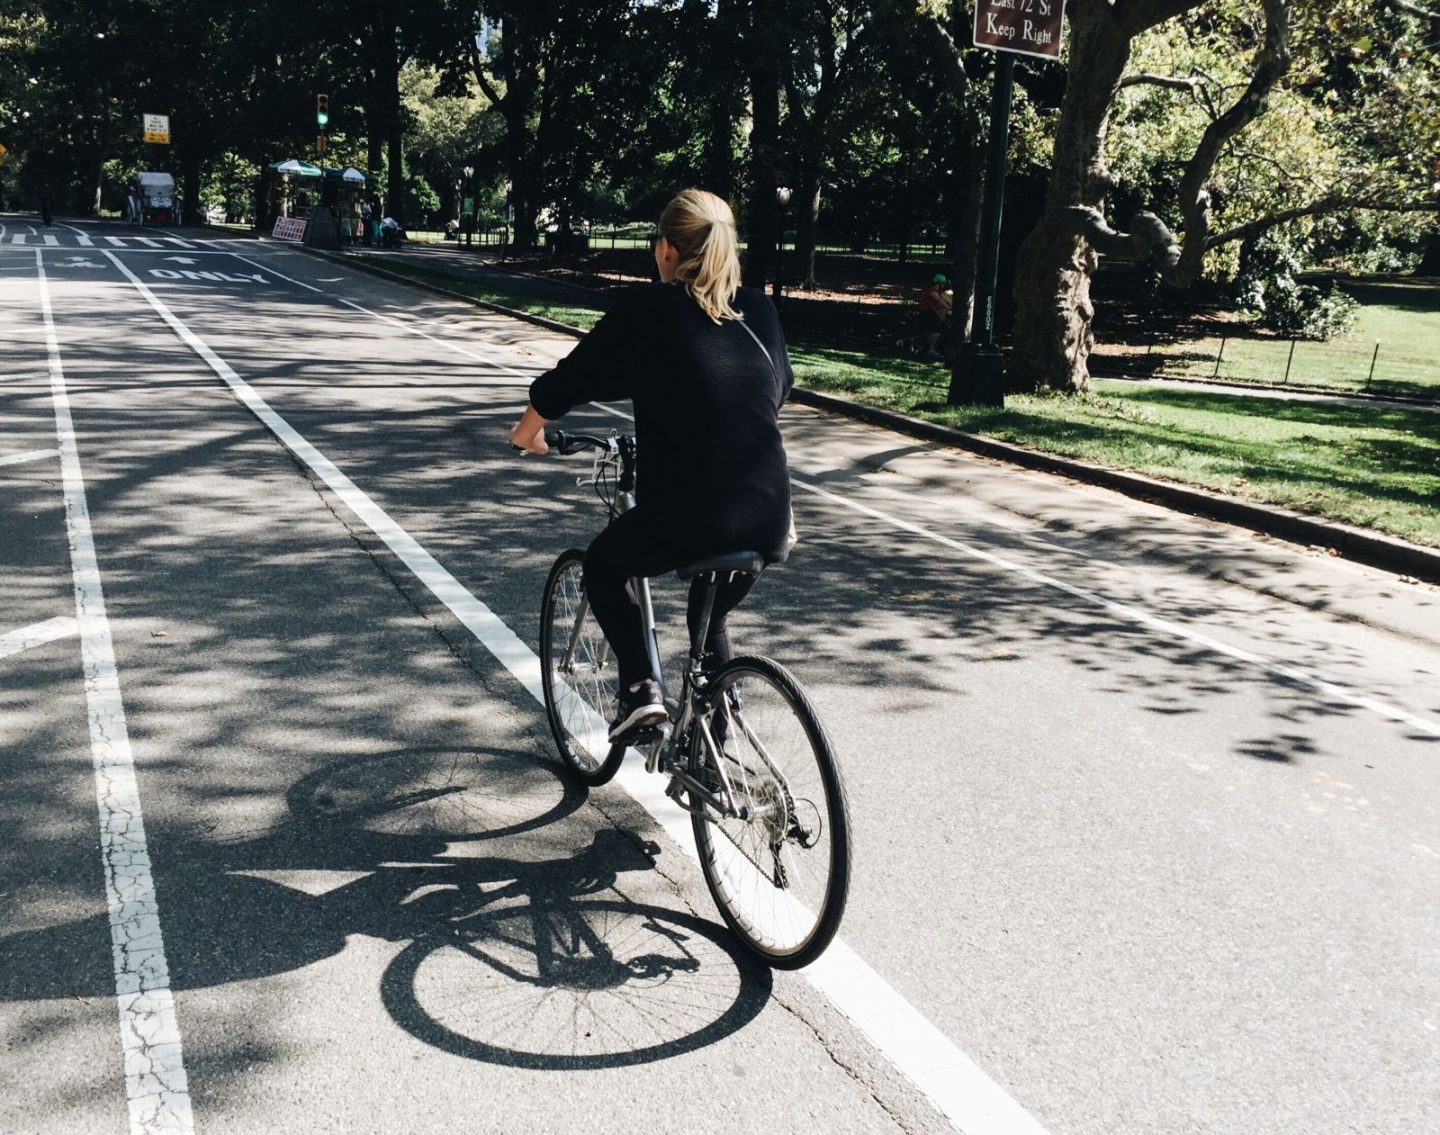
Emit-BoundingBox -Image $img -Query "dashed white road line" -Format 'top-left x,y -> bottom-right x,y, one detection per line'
104,246 -> 1049,1135
0,616 -> 79,660
0,447 -> 60,467
37,249 -> 194,1134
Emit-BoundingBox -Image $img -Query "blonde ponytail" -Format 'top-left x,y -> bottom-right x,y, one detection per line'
658,189 -> 743,323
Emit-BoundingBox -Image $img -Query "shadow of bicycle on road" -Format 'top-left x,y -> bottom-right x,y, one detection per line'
0,744 -> 771,1071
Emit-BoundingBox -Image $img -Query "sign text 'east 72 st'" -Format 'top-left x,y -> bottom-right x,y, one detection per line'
973,0 -> 1064,60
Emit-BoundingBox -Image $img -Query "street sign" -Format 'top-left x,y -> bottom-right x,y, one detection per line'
973,0 -> 1064,61
143,113 -> 170,144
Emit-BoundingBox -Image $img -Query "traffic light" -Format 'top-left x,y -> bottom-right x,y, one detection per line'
316,93 -> 330,128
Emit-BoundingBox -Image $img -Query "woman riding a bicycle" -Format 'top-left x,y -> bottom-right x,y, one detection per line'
510,188 -> 794,744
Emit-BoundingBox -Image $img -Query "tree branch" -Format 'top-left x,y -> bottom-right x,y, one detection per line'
1386,0 -> 1440,22
1057,206 -> 1184,282
1207,197 -> 1440,248
1118,72 -> 1209,92
1171,0 -> 1293,284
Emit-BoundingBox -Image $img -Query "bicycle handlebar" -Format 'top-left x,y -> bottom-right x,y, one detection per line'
543,428 -> 619,456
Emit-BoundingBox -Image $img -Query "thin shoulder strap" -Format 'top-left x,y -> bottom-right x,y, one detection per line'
736,317 -> 776,377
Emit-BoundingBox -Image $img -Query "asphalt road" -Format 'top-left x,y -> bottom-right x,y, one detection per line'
3,216 -> 1438,1135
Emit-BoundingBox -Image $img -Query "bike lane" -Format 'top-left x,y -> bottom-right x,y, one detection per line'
150,240 -> 1440,1135
3,236 -> 926,1132
0,247 -> 139,1133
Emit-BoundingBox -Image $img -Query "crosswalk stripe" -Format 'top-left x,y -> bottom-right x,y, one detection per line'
107,236 -> 125,246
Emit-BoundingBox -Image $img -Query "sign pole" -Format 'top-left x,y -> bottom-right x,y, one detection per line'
948,0 -> 1064,407
949,53 -> 1014,407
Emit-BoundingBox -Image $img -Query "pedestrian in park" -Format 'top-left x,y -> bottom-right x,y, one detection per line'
509,188 -> 795,741
360,199 -> 372,245
918,273 -> 952,359
39,187 -> 53,226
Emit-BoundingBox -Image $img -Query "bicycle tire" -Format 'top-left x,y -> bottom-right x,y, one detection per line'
539,549 -> 625,787
689,655 -> 851,969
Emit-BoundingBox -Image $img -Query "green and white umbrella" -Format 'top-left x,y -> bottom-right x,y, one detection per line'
271,159 -> 322,176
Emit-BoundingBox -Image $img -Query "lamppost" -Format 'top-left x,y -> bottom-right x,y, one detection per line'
463,163 -> 475,247
773,185 -> 792,300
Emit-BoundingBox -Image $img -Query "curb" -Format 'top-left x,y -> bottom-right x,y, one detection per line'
304,246 -> 1440,586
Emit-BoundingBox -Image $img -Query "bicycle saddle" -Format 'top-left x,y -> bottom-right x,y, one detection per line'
676,551 -> 766,580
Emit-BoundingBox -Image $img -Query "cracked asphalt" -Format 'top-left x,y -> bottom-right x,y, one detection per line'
2,217 -> 1438,1134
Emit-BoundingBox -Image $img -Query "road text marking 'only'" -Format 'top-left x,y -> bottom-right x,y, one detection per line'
148,268 -> 269,285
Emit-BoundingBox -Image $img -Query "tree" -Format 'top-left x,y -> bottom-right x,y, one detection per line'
1010,0 -> 1440,393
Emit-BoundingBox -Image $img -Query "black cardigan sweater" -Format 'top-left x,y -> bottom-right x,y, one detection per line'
528,282 -> 794,563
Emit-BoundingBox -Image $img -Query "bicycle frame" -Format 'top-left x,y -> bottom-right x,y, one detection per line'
552,430 -> 768,824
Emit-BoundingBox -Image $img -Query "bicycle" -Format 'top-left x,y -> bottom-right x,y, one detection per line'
536,428 -> 851,969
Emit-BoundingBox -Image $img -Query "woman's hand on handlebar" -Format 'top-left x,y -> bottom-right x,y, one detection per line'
509,405 -> 550,455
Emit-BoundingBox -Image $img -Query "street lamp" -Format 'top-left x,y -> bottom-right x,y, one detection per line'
773,185 -> 792,300
463,163 -> 475,247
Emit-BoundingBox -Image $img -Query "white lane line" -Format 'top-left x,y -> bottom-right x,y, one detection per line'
571,399 -> 1440,739
107,236 -> 126,246
0,448 -> 60,467
106,250 -> 1038,1135
0,616 -> 79,660
224,251 -> 533,376
37,250 -> 195,1134
133,237 -> 162,248
791,475 -> 1440,738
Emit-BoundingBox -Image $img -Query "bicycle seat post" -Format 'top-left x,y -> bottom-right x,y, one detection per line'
686,572 -> 720,687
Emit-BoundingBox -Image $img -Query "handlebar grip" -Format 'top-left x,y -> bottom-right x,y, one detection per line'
543,427 -> 565,451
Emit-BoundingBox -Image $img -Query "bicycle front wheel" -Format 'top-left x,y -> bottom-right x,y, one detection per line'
690,656 -> 850,969
539,549 -> 625,787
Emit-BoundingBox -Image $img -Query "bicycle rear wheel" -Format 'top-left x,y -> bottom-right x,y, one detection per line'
689,656 -> 850,969
539,549 -> 625,787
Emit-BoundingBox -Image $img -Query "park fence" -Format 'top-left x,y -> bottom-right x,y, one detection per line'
1110,334 -> 1438,401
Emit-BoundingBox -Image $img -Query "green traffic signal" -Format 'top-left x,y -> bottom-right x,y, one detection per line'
316,93 -> 330,128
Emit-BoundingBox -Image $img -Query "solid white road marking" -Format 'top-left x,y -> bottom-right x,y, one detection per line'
225,251 -> 533,376
0,616 -> 79,660
37,250 -> 195,1134
106,251 -> 1043,1135
788,475 -> 1440,738
0,447 -> 60,467
578,400 -> 1440,740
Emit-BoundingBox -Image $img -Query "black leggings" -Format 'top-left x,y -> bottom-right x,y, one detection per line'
583,509 -> 757,690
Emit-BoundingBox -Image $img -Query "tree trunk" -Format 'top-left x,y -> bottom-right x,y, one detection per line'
794,180 -> 822,290
1417,226 -> 1440,276
1009,4 -> 1134,392
949,135 -> 985,342
703,0 -> 744,199
181,151 -> 201,226
741,0 -> 782,290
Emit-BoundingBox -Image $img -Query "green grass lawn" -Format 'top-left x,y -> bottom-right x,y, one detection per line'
362,255 -> 1440,547
1147,277 -> 1440,399
792,345 -> 1440,548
